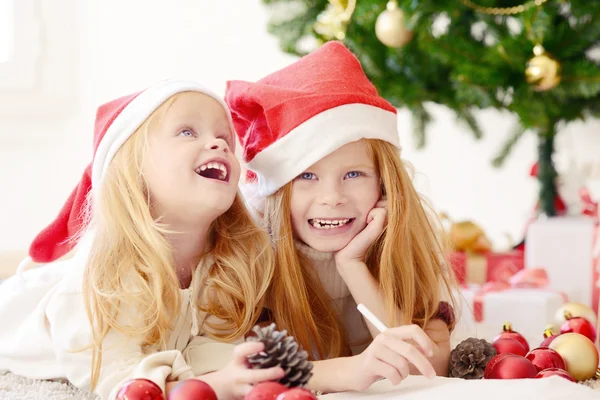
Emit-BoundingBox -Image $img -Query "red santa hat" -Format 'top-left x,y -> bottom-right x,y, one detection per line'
22,79 -> 230,268
225,41 -> 400,197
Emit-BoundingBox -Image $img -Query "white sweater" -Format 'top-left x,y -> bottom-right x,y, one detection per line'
296,242 -> 372,355
0,245 -> 237,400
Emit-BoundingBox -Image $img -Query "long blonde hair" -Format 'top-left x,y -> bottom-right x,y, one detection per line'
263,139 -> 457,360
81,93 -> 274,388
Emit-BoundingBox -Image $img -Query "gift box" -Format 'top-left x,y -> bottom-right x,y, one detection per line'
453,286 -> 565,348
525,216 -> 597,311
449,250 -> 525,285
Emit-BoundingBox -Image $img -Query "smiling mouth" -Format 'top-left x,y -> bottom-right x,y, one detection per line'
195,160 -> 229,182
308,218 -> 355,229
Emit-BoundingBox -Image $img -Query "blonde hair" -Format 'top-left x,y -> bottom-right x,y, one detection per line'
263,139 -> 457,360
81,93 -> 274,388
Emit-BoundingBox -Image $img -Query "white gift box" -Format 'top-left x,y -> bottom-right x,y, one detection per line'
452,287 -> 565,349
525,216 -> 596,307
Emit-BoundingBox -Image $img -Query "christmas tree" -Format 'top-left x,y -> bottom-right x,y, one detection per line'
262,0 -> 600,216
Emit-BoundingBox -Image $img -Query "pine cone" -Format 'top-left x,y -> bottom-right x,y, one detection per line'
246,323 -> 313,387
449,337 -> 496,379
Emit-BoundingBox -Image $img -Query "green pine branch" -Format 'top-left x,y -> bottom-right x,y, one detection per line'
262,0 -> 600,215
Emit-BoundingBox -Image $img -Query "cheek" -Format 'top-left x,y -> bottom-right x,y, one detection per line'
352,180 -> 381,209
229,157 -> 241,183
289,191 -> 309,227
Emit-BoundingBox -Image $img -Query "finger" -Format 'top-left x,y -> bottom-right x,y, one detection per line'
238,366 -> 286,384
374,345 -> 410,380
367,208 -> 387,225
384,339 -> 436,378
232,341 -> 265,365
376,199 -> 388,208
367,358 -> 403,386
384,325 -> 435,356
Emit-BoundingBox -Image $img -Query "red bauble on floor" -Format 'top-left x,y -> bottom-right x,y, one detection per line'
536,368 -> 576,382
116,379 -> 165,400
493,337 -> 528,356
560,312 -> 597,343
167,380 -> 217,400
525,347 -> 566,372
493,323 -> 530,353
245,382 -> 289,400
484,353 -> 538,379
539,327 -> 559,348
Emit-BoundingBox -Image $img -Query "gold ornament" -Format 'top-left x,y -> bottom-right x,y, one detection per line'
549,333 -> 599,381
375,1 -> 413,48
440,213 -> 492,253
314,0 -> 356,40
554,302 -> 597,328
525,45 -> 561,91
450,221 -> 492,253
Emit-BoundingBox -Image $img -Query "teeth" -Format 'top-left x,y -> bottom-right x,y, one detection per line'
310,219 -> 351,229
197,161 -> 228,180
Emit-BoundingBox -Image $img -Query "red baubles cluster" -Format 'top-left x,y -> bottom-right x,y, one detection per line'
560,311 -> 597,343
493,323 -> 530,354
116,379 -> 217,400
245,382 -> 316,400
483,319 -> 599,383
116,379 -> 165,400
115,378 -> 316,400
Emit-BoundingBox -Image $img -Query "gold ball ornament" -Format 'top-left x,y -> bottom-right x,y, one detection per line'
554,302 -> 597,328
375,1 -> 413,48
450,220 -> 492,253
548,333 -> 599,381
525,45 -> 561,91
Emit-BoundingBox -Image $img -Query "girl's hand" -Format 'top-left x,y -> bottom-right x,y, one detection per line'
422,318 -> 452,376
198,341 -> 284,399
334,199 -> 387,265
338,324 -> 436,392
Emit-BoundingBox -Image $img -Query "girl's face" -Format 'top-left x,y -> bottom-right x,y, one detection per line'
142,92 -> 241,225
290,140 -> 381,252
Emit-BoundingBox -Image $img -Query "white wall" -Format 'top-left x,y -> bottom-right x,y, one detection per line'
1,0 -> 599,252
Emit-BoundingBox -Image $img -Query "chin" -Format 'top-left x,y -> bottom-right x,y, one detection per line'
196,199 -> 235,218
303,237 -> 351,253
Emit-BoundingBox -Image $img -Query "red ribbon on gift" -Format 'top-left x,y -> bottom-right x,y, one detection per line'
579,187 -> 600,314
472,267 -> 565,322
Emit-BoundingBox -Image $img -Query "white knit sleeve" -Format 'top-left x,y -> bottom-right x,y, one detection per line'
45,288 -> 194,400
182,334 -> 237,376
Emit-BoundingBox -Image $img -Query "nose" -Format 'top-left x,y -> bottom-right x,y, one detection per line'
206,137 -> 229,153
317,182 -> 347,208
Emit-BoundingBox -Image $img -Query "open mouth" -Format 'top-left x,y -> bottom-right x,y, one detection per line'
308,218 -> 355,229
195,160 -> 229,182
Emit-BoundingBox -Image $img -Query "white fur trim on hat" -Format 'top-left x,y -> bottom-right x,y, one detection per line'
92,79 -> 232,187
246,103 -> 399,196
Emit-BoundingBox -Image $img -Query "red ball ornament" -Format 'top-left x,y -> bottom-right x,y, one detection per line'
493,337 -> 528,356
167,380 -> 216,400
245,382 -> 288,400
276,388 -> 317,400
535,368 -> 576,382
493,322 -> 530,353
116,379 -> 165,400
484,353 -> 537,379
560,312 -> 597,343
540,327 -> 559,348
525,347 -> 566,372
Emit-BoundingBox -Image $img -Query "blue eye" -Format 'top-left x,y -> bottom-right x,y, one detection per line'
179,129 -> 195,137
345,171 -> 362,179
299,172 -> 315,180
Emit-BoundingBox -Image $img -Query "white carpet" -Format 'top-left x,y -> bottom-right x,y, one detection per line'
0,372 -> 98,400
0,371 -> 598,399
